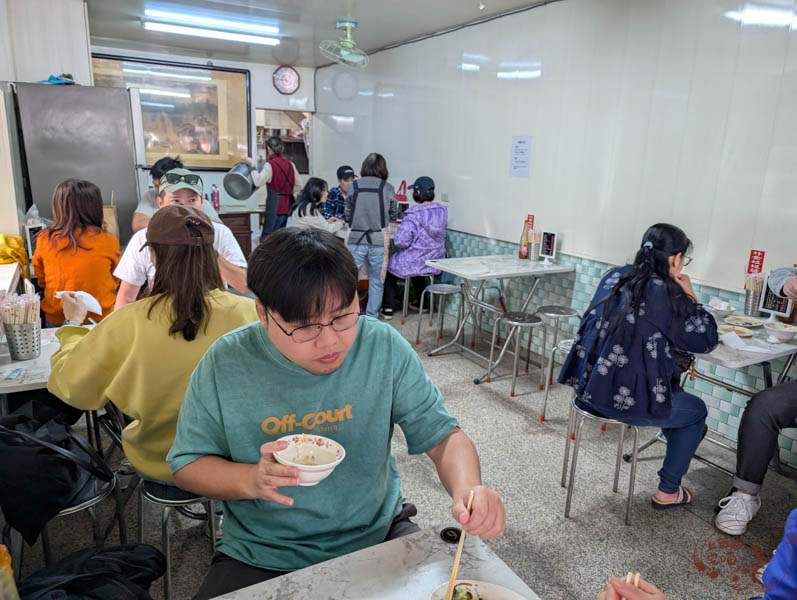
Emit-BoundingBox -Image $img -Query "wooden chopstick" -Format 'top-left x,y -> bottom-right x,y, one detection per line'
444,490 -> 475,600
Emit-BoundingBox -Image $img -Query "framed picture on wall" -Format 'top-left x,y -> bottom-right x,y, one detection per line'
91,54 -> 250,170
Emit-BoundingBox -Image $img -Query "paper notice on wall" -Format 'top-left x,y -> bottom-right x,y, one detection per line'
510,136 -> 532,177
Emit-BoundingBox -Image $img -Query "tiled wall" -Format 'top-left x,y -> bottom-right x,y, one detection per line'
440,230 -> 797,469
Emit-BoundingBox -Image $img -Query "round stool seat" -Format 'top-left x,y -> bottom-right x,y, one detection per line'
570,397 -> 623,425
500,312 -> 543,327
537,305 -> 579,318
556,339 -> 575,354
425,283 -> 459,294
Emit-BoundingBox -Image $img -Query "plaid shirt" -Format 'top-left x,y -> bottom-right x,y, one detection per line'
321,186 -> 346,220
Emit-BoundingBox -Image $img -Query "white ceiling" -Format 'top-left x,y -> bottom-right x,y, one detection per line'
86,0 -> 541,68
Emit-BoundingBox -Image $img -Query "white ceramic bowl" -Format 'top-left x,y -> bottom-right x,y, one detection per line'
273,434 -> 345,486
709,306 -> 736,320
430,580 -> 529,600
764,322 -> 797,342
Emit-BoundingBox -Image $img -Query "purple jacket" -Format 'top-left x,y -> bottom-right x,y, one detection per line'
388,202 -> 448,278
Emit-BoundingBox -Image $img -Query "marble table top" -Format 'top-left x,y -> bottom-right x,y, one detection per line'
0,327 -> 59,393
426,255 -> 574,281
212,527 -> 540,600
698,326 -> 797,369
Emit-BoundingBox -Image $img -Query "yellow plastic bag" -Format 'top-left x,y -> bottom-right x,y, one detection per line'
0,234 -> 31,280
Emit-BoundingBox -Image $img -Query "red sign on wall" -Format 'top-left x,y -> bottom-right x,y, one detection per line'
747,250 -> 765,274
527,214 -> 535,230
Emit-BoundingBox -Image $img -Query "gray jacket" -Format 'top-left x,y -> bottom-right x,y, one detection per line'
345,177 -> 398,246
768,267 -> 797,296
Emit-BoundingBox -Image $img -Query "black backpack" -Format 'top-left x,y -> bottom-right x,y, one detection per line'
18,544 -> 166,600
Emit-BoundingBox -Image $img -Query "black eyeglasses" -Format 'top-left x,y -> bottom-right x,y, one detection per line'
267,310 -> 360,343
164,172 -> 202,187
683,255 -> 693,267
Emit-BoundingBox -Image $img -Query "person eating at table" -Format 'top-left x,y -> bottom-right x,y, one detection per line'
132,155 -> 221,233
48,205 -> 257,483
558,223 -> 718,510
166,227 -> 506,600
714,266 -> 797,535
114,167 -> 248,308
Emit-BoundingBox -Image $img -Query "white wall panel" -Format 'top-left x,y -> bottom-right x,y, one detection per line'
314,0 -> 797,291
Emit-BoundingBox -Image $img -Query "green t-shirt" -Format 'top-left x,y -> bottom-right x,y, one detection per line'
167,316 -> 459,571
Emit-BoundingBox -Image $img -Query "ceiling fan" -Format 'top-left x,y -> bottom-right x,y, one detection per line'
319,20 -> 368,68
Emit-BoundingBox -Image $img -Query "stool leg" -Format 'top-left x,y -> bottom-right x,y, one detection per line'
613,425 -> 626,493
626,426 -> 641,525
486,318 -> 501,383
539,325 -> 548,390
415,288 -> 428,345
113,477 -> 128,544
561,401 -> 576,488
401,277 -> 410,325
137,484 -> 144,543
428,292 -> 435,327
510,326 -> 521,397
41,523 -> 53,565
89,506 -> 102,549
565,415 -> 586,518
525,327 -> 532,374
436,295 -> 447,347
541,347 -> 558,421
162,506 -> 172,600
549,325 -> 560,388
205,500 -> 217,552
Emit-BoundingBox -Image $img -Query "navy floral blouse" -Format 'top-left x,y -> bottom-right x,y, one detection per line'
558,266 -> 719,421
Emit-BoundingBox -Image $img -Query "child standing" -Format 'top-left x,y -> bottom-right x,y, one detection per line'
32,179 -> 119,325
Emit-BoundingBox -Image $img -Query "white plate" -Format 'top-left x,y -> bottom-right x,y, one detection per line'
430,580 -> 529,600
724,315 -> 764,328
719,325 -> 754,338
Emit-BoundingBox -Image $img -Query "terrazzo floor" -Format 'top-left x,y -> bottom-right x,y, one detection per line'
11,311 -> 796,599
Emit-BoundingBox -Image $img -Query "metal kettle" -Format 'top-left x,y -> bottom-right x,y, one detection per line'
223,161 -> 257,200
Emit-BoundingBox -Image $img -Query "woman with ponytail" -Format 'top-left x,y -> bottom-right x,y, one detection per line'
48,206 -> 257,482
558,223 -> 718,509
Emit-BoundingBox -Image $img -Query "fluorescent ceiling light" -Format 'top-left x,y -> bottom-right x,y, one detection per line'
331,115 -> 354,124
462,52 -> 488,61
123,67 -> 211,81
358,90 -> 374,96
497,70 -> 541,80
143,21 -> 279,46
139,87 -> 191,98
144,8 -> 279,34
378,92 -> 394,98
724,6 -> 794,27
461,63 -> 480,71
141,101 -> 175,108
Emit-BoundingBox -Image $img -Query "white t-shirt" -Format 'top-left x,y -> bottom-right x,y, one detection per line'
114,222 -> 247,288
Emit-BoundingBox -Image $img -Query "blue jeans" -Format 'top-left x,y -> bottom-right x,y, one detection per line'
622,391 -> 707,494
273,214 -> 288,231
348,244 -> 385,318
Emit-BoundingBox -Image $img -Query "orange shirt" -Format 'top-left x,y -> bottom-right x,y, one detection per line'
32,229 -> 120,325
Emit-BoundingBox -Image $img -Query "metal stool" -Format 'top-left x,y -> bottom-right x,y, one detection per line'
486,312 -> 544,398
535,305 -> 580,390
139,480 -> 217,600
400,275 -> 434,325
415,284 -> 463,347
561,397 -> 640,525
540,339 -> 575,421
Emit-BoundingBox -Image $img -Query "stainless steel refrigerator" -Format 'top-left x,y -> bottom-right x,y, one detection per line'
4,82 -> 146,245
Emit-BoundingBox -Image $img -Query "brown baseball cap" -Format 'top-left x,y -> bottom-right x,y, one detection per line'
140,205 -> 214,250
